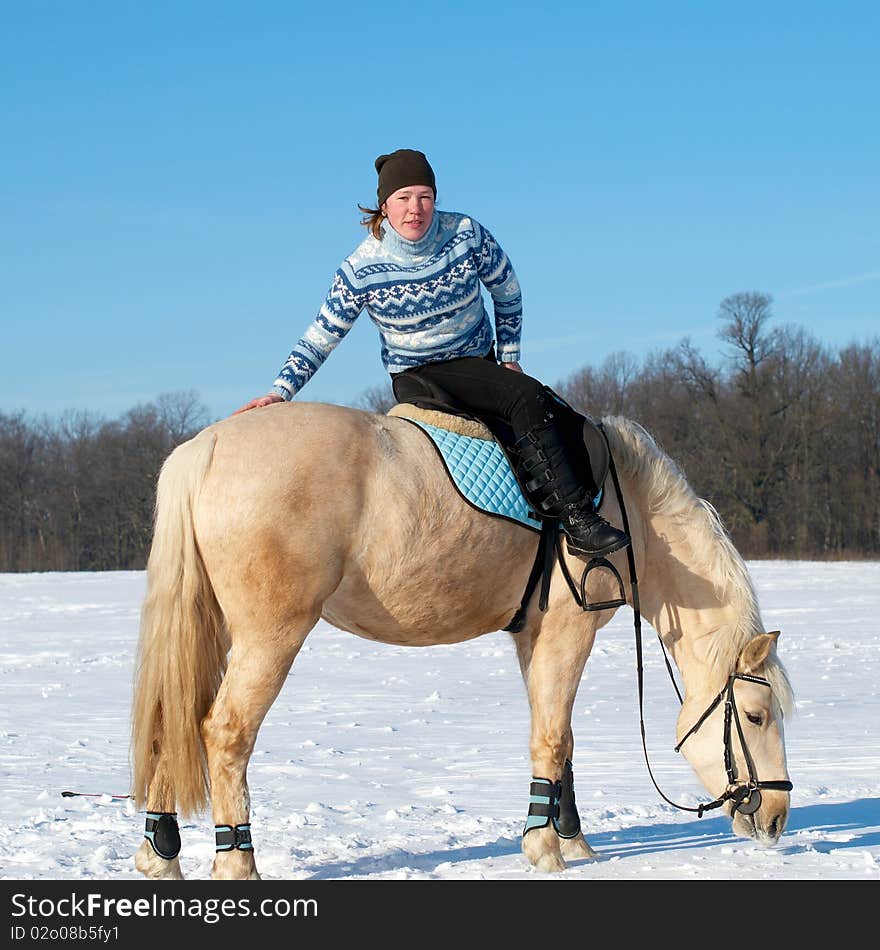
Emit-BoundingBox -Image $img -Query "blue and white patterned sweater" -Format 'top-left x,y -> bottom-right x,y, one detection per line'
272,211 -> 523,399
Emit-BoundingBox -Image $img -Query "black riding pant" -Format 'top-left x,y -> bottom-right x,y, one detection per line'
391,349 -> 553,442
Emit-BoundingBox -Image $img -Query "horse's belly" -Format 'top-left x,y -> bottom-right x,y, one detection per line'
321,567 -> 526,646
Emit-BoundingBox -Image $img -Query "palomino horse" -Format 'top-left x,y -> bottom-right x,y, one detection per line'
131,401 -> 794,879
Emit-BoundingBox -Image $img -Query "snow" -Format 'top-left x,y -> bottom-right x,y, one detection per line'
0,562 -> 878,881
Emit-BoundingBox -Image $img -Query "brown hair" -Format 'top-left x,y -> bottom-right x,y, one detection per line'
358,203 -> 385,240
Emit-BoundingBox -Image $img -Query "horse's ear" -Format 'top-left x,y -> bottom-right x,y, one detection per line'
737,631 -> 780,674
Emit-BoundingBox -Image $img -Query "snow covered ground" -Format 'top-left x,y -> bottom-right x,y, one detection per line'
0,561 -> 877,881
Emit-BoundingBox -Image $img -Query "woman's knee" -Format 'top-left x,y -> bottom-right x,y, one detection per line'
505,376 -> 555,429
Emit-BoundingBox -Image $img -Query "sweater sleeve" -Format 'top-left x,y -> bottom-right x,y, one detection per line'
272,266 -> 368,399
473,220 -> 523,363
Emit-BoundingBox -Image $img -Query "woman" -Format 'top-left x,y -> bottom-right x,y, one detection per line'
234,149 -> 629,559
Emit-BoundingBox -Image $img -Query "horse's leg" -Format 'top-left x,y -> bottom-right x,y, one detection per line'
513,607 -> 600,872
202,616 -> 316,881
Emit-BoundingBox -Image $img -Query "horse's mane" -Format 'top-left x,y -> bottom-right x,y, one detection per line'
601,415 -> 794,715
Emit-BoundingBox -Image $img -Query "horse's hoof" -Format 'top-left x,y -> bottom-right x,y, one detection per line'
560,834 -> 598,860
211,853 -> 261,880
522,827 -> 566,873
535,853 -> 566,872
134,839 -> 185,880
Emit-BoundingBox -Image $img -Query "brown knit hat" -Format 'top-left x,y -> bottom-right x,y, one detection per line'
375,149 -> 436,207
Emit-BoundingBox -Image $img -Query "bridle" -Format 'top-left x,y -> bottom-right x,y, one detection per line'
573,425 -> 794,818
629,586 -> 792,818
670,672 -> 793,816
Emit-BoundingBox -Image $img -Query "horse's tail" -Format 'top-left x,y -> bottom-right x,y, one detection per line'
131,428 -> 228,817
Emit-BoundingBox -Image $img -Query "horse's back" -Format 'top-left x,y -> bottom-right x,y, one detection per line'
183,400 -> 538,645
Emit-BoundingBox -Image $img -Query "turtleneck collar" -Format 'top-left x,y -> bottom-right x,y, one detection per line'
381,211 -> 439,256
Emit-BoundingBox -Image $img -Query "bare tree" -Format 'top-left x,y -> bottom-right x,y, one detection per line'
556,351 -> 640,419
829,339 -> 880,552
353,383 -> 396,414
718,292 -> 778,383
156,390 -> 211,442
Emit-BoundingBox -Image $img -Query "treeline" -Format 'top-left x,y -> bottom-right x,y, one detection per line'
2,293 -> 878,571
563,293 -> 880,557
0,392 -> 209,572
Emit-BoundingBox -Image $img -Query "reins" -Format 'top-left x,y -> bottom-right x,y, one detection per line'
596,431 -> 705,812
570,423 -> 792,817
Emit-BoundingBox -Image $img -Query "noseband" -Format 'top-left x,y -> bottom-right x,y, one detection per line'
673,672 -> 793,817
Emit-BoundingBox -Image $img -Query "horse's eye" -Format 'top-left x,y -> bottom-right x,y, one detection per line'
746,712 -> 764,726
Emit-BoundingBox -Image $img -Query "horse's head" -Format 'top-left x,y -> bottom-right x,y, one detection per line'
676,631 -> 792,845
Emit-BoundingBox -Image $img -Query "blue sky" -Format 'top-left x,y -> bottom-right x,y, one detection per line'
2,1 -> 878,421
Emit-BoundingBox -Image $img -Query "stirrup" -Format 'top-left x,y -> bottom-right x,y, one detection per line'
578,555 -> 628,611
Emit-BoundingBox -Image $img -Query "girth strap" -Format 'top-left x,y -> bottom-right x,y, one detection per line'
502,518 -> 630,633
503,517 -> 559,633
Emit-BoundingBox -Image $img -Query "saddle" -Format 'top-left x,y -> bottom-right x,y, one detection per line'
388,373 -> 625,630
387,407 -> 546,530
390,371 -> 611,497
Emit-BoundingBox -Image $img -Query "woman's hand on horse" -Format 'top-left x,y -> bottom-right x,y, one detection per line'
232,393 -> 285,415
502,361 -> 523,373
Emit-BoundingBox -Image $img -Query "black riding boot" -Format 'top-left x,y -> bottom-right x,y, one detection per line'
513,418 -> 630,559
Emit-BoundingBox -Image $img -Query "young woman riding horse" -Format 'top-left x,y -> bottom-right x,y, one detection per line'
234,148 -> 628,560
131,151 -> 792,880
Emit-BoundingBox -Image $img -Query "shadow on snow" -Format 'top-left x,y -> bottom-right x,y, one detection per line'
303,797 -> 880,878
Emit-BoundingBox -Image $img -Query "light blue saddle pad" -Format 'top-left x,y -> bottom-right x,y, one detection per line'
404,418 -> 543,531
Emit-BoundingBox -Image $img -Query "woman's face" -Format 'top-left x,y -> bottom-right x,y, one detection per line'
382,185 -> 435,241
